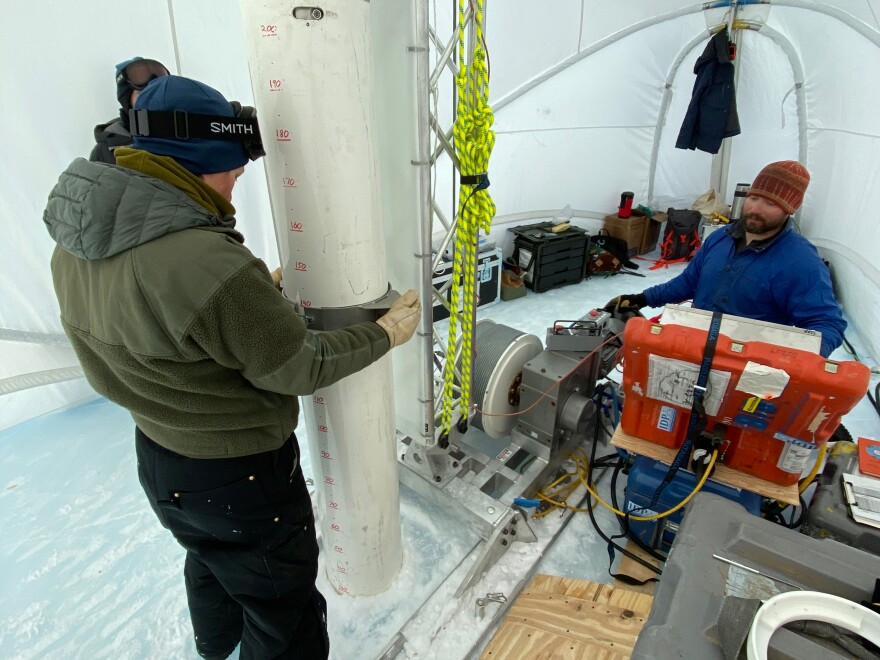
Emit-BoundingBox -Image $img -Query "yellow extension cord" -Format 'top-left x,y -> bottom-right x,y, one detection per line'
535,448 -> 719,522
440,0 -> 496,435
798,442 -> 828,494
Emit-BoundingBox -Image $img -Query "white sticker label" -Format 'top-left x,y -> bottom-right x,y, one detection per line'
647,355 -> 732,416
496,448 -> 513,462
736,361 -> 790,399
518,249 -> 534,282
657,405 -> 677,432
775,434 -> 814,473
626,500 -> 658,517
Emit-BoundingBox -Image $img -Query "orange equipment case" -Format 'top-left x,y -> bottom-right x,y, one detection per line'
620,317 -> 870,486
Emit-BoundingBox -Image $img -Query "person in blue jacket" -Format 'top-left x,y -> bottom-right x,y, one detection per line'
605,161 -> 846,357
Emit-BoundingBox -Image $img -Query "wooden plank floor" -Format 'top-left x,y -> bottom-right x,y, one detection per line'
480,575 -> 653,659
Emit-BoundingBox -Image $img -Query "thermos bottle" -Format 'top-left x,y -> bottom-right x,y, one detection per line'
731,183 -> 750,222
618,191 -> 634,218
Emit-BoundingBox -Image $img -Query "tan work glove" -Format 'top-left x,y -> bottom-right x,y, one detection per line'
270,267 -> 283,291
376,289 -> 421,348
604,293 -> 647,313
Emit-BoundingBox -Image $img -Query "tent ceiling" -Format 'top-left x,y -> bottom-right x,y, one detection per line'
3,0 -> 879,430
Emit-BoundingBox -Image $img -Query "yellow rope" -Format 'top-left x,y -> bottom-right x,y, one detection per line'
440,0 -> 496,434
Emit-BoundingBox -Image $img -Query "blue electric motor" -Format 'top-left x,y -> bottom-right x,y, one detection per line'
623,454 -> 762,549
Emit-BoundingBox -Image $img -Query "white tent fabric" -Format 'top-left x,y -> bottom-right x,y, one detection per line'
3,0 -> 880,430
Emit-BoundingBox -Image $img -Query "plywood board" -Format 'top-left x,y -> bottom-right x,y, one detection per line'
611,425 -> 799,505
481,575 -> 653,660
529,574 -> 653,613
482,622 -> 629,660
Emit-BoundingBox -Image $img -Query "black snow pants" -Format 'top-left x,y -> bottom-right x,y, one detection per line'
135,427 -> 329,660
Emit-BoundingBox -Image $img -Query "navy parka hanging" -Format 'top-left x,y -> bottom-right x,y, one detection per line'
676,27 -> 741,154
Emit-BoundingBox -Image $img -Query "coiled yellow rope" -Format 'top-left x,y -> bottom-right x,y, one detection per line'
440,0 -> 496,436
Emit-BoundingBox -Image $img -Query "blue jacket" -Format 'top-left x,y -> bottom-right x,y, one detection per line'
644,221 -> 846,357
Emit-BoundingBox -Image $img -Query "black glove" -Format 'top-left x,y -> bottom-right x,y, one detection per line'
604,293 -> 647,313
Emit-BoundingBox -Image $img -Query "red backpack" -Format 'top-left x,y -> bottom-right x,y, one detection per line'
651,209 -> 702,269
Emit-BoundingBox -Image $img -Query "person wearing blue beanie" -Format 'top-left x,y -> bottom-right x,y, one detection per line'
132,76 -> 250,177
46,70 -> 420,659
89,56 -> 170,164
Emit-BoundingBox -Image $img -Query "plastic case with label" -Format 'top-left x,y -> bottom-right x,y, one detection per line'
432,247 -> 502,322
508,223 -> 588,292
620,317 -> 870,486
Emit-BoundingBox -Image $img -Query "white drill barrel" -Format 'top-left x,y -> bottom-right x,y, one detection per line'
240,0 -> 402,595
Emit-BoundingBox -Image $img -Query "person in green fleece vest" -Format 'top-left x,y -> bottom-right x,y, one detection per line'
44,75 -> 420,660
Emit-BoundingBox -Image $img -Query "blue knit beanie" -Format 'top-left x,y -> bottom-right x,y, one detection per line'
132,76 -> 250,176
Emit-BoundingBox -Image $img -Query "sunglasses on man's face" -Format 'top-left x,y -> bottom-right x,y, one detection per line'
121,59 -> 170,90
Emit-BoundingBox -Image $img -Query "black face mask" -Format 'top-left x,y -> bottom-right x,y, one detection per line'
128,102 -> 266,161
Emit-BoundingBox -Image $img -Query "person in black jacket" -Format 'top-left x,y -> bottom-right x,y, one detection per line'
89,57 -> 170,164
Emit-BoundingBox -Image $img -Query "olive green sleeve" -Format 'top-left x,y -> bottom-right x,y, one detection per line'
187,261 -> 391,395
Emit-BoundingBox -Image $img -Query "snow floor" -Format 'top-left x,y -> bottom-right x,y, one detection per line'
3,255 -> 880,659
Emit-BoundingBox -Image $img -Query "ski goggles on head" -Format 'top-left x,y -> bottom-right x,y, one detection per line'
229,102 -> 266,160
128,101 -> 266,161
117,59 -> 170,91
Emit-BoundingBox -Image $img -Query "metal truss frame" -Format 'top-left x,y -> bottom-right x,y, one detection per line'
416,0 -> 482,442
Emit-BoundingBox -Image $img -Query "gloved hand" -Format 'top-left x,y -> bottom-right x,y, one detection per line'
376,289 -> 421,348
604,293 -> 647,313
270,267 -> 283,291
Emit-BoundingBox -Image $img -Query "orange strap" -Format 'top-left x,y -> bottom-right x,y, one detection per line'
649,257 -> 689,271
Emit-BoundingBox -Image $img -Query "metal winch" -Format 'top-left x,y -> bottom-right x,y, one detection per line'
398,309 -> 618,596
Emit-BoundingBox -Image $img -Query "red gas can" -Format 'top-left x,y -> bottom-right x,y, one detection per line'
620,317 -> 870,486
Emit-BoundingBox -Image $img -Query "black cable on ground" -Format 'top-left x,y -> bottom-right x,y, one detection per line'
593,452 -> 620,468
788,494 -> 808,529
598,415 -> 616,440
843,334 -> 860,358
586,384 -> 661,579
